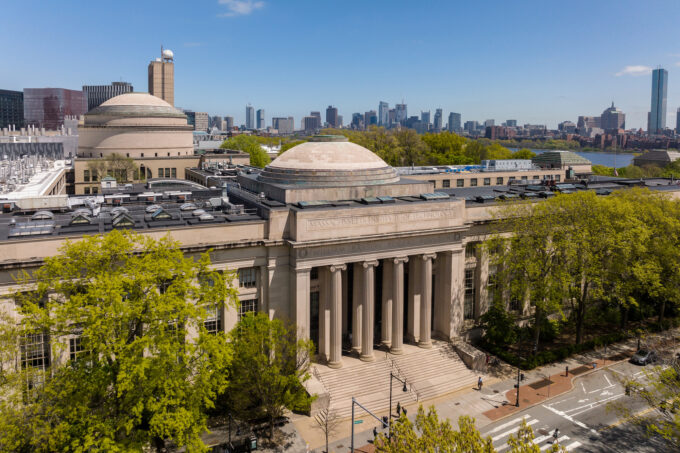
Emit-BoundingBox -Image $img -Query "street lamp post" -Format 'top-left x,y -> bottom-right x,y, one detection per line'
389,372 -> 408,439
515,368 -> 521,407
351,397 -> 389,453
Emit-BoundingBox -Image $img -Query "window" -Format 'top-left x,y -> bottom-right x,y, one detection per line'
509,177 -> 516,182
521,176 -> 528,181
84,187 -> 90,195
69,336 -> 85,361
171,168 -> 177,178
496,177 -> 504,185
165,168 -> 170,178
21,333 -> 50,371
238,267 -> 257,288
510,296 -> 522,312
204,304 -> 223,334
456,179 -> 464,187
310,267 -> 319,280
464,268 -> 475,320
92,187 -> 98,194
465,242 -> 477,258
555,175 -> 561,182
238,299 -> 258,320
483,178 -> 491,186
84,169 -> 90,182
442,179 -> 450,188
470,178 -> 478,187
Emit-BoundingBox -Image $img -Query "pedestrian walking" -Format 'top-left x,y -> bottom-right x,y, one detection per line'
477,376 -> 483,390
552,428 -> 559,444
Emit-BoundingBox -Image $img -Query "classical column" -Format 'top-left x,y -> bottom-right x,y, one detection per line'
360,260 -> 379,362
381,259 -> 393,347
290,267 -> 311,342
407,258 -> 421,342
328,264 -> 346,369
341,267 -> 348,336
474,247 -> 489,321
351,263 -> 363,354
318,267 -> 330,362
419,253 -> 436,349
391,257 -> 409,355
259,264 -> 269,317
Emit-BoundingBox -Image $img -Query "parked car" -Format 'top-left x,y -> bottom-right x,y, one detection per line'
630,349 -> 657,366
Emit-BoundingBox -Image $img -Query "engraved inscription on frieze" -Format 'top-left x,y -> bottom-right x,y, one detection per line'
306,209 -> 458,230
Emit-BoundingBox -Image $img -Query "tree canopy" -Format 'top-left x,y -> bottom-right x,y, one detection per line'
375,405 -> 564,452
224,312 -> 314,438
0,231 -> 238,452
220,135 -> 271,168
485,188 -> 680,354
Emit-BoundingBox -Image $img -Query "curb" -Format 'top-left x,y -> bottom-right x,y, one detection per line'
487,356 -> 630,423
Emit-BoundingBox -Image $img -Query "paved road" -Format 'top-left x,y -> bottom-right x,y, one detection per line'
480,360 -> 662,452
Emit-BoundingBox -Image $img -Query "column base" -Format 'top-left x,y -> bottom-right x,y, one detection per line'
390,347 -> 404,355
360,353 -> 375,362
418,341 -> 433,349
327,360 -> 343,369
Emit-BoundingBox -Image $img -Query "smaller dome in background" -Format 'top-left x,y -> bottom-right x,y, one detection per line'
162,49 -> 174,60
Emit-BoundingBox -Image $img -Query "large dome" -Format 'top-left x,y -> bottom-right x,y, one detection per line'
258,136 -> 399,187
84,93 -> 187,124
77,92 -> 193,159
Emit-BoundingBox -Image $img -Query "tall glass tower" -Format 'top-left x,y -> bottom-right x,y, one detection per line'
649,67 -> 668,134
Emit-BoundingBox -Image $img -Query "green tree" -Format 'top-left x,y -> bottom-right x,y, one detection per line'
393,129 -> 429,166
220,135 -> 271,168
88,153 -> 140,182
617,362 -> 680,449
0,230 -> 237,452
511,148 -> 536,160
480,300 -> 518,347
226,312 -> 314,438
376,406 -> 563,452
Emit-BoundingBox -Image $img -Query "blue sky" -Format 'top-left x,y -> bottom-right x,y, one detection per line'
3,0 -> 680,130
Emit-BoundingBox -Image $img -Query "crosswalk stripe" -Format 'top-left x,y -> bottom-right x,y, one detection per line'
565,441 -> 582,451
532,434 -> 552,444
539,436 -> 570,451
491,419 -> 538,442
486,416 -> 531,435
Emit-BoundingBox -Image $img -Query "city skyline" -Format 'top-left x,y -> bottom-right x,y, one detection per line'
4,1 -> 680,129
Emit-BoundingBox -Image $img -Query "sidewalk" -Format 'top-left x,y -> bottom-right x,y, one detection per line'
296,329 -> 677,452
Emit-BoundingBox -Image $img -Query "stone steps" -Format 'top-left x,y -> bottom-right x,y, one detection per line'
313,342 -> 478,419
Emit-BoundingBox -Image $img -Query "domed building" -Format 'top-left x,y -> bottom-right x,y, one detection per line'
240,135 -> 430,203
78,92 -> 193,159
74,92 -> 244,195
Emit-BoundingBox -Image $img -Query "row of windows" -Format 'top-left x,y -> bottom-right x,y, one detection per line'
438,174 -> 561,188
84,167 -> 177,182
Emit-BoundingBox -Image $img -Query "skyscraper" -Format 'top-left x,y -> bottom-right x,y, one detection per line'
272,117 -> 294,134
448,112 -> 461,133
245,105 -> 255,129
82,82 -> 133,111
256,108 -> 265,129
395,103 -> 407,125
420,111 -> 431,129
600,102 -> 625,131
0,89 -> 24,129
484,119 -> 495,127
378,101 -> 389,126
676,108 -> 680,134
326,105 -> 339,128
224,116 -> 234,130
364,110 -> 377,128
649,67 -> 668,134
433,108 -> 443,132
148,47 -> 174,106
505,119 -> 517,127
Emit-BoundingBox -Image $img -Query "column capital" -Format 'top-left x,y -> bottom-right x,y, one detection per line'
421,253 -> 437,261
362,260 -> 379,269
392,256 -> 409,265
329,264 -> 347,273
